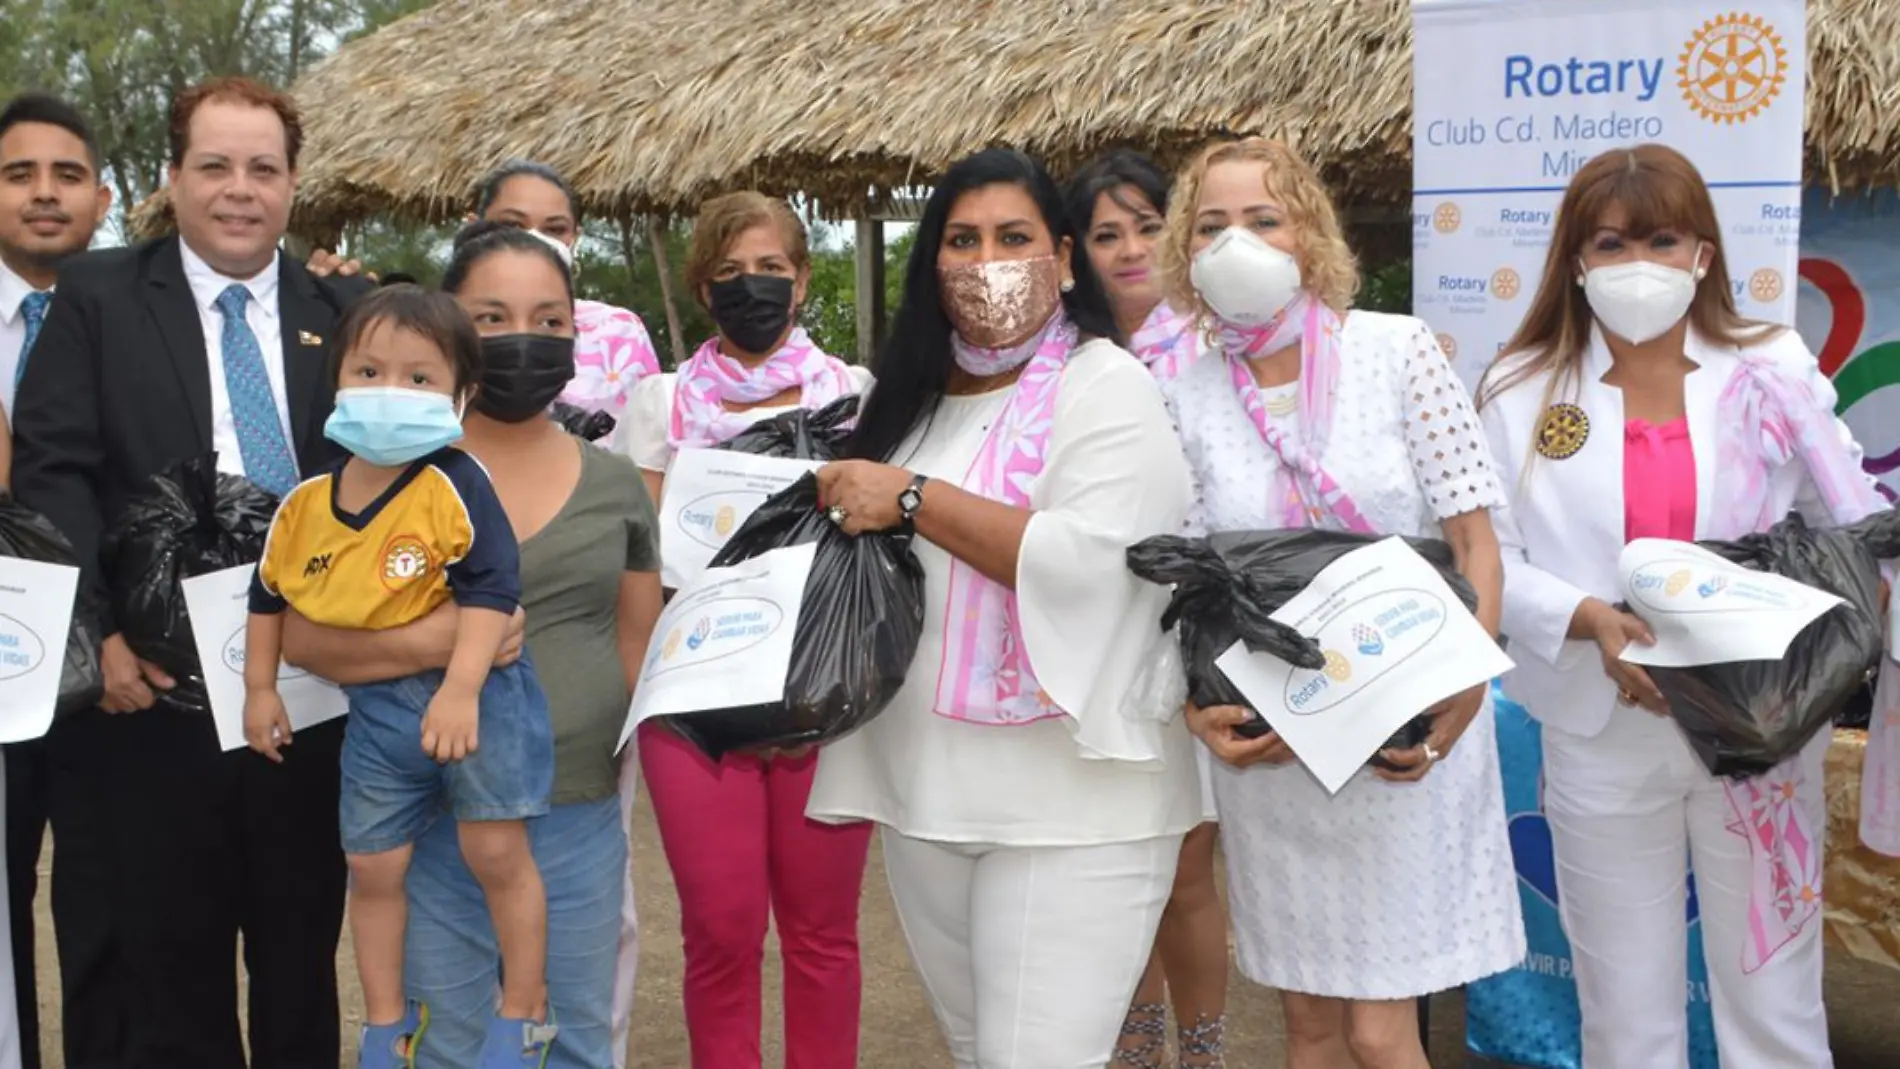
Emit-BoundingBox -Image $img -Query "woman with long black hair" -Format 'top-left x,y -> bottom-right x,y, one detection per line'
1065,148 -> 1227,1068
804,148 -> 1202,1068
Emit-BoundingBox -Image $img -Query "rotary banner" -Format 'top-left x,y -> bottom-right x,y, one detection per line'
1411,0 -> 1806,388
1411,2 -> 1807,1066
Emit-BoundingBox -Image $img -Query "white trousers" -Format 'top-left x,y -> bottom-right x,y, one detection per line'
1543,709 -> 1832,1069
610,748 -> 640,1069
882,830 -> 1181,1069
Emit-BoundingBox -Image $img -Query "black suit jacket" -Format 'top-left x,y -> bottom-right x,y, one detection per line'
10,236 -> 372,633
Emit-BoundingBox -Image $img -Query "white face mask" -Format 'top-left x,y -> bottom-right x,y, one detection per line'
1189,226 -> 1302,327
1580,252 -> 1704,345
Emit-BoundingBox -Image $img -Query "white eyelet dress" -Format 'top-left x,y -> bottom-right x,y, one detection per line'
1160,310 -> 1526,999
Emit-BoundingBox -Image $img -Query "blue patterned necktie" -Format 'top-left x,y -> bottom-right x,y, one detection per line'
213,284 -> 299,496
14,289 -> 51,389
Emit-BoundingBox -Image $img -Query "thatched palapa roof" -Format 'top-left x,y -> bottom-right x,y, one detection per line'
128,0 -> 1900,239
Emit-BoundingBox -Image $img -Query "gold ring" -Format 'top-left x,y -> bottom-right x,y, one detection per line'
1617,688 -> 1636,706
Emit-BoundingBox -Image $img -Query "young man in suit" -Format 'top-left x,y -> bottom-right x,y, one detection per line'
0,90 -> 113,1069
10,77 -> 371,1069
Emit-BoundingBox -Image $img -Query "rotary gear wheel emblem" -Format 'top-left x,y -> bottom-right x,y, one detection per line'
1678,13 -> 1789,124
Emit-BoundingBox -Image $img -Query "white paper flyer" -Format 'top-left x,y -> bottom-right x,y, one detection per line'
658,449 -> 823,590
0,557 -> 79,742
618,542 -> 816,753
182,565 -> 350,752
1214,537 -> 1513,793
1617,538 -> 1843,668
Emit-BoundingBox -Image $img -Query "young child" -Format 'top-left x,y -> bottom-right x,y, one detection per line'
242,285 -> 556,1069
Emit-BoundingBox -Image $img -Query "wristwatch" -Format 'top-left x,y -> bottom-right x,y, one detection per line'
897,474 -> 927,523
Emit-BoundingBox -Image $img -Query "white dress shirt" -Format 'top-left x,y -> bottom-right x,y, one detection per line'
178,243 -> 297,478
0,257 -> 48,416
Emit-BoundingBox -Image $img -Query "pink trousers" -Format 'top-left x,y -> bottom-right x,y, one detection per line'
637,723 -> 871,1069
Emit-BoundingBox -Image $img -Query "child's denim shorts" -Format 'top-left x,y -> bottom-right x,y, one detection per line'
338,654 -> 554,856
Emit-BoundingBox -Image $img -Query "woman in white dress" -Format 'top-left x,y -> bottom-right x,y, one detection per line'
1476,144 -> 1883,1069
807,147 -> 1203,1069
619,192 -> 875,1069
1065,148 -> 1227,1069
1157,137 -> 1523,1069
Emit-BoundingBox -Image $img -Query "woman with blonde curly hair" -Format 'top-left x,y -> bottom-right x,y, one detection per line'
1156,138 -> 1523,1069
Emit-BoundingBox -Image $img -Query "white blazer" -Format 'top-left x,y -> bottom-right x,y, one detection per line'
1477,324 -> 1872,739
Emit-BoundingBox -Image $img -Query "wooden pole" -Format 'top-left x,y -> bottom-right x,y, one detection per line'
647,215 -> 688,367
853,214 -> 886,364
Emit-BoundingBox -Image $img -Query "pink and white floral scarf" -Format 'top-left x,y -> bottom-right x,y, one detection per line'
561,299 -> 662,419
1220,295 -> 1373,534
934,312 -> 1078,726
1712,353 -> 1889,973
667,327 -> 858,448
1130,302 -> 1196,382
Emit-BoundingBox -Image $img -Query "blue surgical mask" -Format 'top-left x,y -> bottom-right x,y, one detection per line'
323,387 -> 465,467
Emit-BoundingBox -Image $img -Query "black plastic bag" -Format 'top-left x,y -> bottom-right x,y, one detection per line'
102,456 -> 278,713
652,473 -> 924,758
1128,529 -> 1481,765
549,402 -> 617,442
0,493 -> 105,717
714,394 -> 860,461
1635,509 -> 1898,778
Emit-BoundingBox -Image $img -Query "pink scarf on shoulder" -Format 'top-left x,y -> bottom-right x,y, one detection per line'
933,312 -> 1079,726
1129,302 -> 1196,382
1219,295 -> 1373,534
1711,352 -> 1889,974
667,328 -> 858,448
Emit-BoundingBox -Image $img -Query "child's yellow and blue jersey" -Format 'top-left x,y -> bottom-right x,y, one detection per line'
248,448 -> 520,628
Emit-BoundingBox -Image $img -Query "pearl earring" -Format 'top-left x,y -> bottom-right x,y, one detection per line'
1059,278 -> 1075,293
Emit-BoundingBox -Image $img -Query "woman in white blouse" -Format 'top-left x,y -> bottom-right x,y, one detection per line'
1065,148 -> 1227,1069
1476,144 -> 1884,1069
620,191 -> 874,1069
1158,137 -> 1523,1069
807,147 -> 1202,1069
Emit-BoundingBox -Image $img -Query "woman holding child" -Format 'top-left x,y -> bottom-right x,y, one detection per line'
280,222 -> 664,1069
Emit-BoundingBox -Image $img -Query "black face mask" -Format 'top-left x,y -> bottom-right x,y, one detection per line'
708,274 -> 796,355
474,334 -> 576,423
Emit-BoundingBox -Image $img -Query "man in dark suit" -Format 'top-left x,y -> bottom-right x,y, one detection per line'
11,76 -> 368,1069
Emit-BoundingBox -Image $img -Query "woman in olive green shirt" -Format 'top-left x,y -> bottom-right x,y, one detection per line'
282,223 -> 663,1069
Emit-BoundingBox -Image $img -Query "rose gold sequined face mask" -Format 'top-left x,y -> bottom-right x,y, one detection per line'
938,256 -> 1063,350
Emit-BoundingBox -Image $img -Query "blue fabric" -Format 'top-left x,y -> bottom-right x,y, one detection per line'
338,656 -> 554,855
15,288 -> 50,387
405,795 -> 627,1069
1464,683 -> 1720,1068
214,283 -> 300,495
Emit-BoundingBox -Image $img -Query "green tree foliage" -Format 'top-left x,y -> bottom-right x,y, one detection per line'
0,0 -> 432,229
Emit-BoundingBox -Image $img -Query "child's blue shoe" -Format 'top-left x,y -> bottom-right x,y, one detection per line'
358,999 -> 429,1069
476,1011 -> 558,1069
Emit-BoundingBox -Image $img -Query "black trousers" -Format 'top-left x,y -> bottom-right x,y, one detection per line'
48,706 -> 346,1069
5,738 -> 50,1069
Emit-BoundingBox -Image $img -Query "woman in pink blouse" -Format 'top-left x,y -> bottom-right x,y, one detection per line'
471,161 -> 661,441
1477,144 -> 1885,1069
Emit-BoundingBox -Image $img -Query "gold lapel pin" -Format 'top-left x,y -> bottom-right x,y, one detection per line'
298,330 -> 323,347
1534,402 -> 1590,460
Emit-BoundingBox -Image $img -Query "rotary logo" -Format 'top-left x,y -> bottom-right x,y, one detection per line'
1435,333 -> 1457,361
1664,568 -> 1694,597
1321,649 -> 1353,682
660,627 -> 683,661
1678,13 -> 1789,125
1352,623 -> 1385,657
1490,267 -> 1522,301
379,535 -> 433,591
713,504 -> 737,538
1749,267 -> 1784,303
1432,202 -> 1462,234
